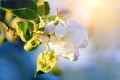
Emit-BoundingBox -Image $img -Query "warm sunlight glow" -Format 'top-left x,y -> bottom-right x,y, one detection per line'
85,0 -> 100,7
89,0 -> 98,4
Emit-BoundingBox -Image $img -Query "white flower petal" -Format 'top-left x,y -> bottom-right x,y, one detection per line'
48,20 -> 89,61
58,8 -> 71,18
49,36 -> 79,61
55,21 -> 67,39
60,49 -> 79,61
65,21 -> 88,48
45,21 -> 55,34
48,36 -> 57,50
39,35 -> 49,43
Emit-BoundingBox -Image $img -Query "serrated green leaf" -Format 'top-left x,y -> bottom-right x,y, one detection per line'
17,21 -> 34,42
37,0 -> 45,17
17,22 -> 27,32
35,51 -> 58,77
1,0 -> 38,13
38,5 -> 45,17
37,0 -> 50,17
44,2 -> 50,15
13,8 -> 37,20
19,31 -> 27,42
17,21 -> 33,34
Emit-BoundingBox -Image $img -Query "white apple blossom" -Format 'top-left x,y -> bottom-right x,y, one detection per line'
44,21 -> 55,34
45,19 -> 88,61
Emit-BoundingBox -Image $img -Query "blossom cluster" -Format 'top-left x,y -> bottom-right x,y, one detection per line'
44,19 -> 88,61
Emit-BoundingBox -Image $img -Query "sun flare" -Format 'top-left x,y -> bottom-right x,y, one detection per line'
89,0 -> 98,4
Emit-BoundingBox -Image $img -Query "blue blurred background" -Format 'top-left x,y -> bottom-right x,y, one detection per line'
0,42 -> 61,80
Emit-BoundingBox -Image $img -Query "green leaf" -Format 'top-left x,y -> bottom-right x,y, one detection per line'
48,16 -> 56,21
0,9 -> 6,21
37,0 -> 45,17
17,22 -> 27,33
52,65 -> 62,76
32,0 -> 38,3
13,8 -> 38,20
17,21 -> 33,34
44,2 -> 50,15
1,0 -> 38,13
35,51 -> 58,77
37,0 -> 44,6
17,21 -> 34,42
38,5 -> 45,17
37,0 -> 50,17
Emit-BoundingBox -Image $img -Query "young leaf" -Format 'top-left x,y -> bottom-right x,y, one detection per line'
13,8 -> 38,20
37,0 -> 44,6
48,16 -> 56,22
44,2 -> 50,16
17,21 -> 33,34
37,0 -> 45,17
52,65 -> 62,76
17,21 -> 34,42
19,32 -> 27,42
35,51 -> 58,77
37,0 -> 50,17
